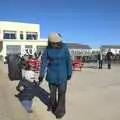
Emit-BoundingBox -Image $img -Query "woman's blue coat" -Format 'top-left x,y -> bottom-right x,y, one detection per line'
40,43 -> 72,85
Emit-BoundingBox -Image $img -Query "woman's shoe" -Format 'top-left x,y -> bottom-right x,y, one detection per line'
56,115 -> 63,119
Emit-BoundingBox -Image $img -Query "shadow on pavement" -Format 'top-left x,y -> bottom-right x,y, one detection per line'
84,66 -> 98,69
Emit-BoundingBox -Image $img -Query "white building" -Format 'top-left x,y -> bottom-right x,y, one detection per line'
0,21 -> 94,62
67,43 -> 91,59
0,21 -> 48,61
100,45 -> 120,54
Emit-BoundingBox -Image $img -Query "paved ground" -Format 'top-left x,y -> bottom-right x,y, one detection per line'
0,61 -> 41,120
1,61 -> 120,120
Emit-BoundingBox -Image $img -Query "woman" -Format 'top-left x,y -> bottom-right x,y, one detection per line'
38,32 -> 72,119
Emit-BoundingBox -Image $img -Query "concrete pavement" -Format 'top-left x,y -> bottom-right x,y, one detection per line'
1,62 -> 120,120
1,61 -> 40,120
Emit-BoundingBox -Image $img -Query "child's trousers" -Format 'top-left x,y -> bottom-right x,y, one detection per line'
21,100 -> 32,112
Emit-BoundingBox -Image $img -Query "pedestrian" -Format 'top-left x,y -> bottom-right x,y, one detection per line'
16,64 -> 39,113
97,51 -> 103,69
38,32 -> 72,119
106,49 -> 113,69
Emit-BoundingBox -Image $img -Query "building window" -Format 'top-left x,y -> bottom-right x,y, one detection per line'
20,31 -> 24,40
26,32 -> 38,40
3,30 -> 16,39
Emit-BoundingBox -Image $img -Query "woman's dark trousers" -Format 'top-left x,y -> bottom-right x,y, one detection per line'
48,82 -> 67,117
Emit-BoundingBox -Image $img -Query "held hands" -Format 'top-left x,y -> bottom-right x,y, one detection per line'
67,75 -> 71,80
38,76 -> 44,83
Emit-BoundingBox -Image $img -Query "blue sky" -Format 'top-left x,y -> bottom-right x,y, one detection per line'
0,0 -> 120,48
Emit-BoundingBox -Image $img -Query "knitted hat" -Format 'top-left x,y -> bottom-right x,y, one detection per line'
48,32 -> 62,43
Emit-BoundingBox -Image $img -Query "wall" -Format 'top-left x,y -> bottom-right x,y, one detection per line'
102,48 -> 120,54
2,40 -> 48,61
0,21 -> 40,40
69,48 -> 91,60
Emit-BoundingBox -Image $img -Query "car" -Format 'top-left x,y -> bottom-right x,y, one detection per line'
72,59 -> 84,71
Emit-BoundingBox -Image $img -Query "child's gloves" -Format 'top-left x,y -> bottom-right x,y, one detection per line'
16,85 -> 24,91
16,86 -> 24,91
19,86 -> 24,91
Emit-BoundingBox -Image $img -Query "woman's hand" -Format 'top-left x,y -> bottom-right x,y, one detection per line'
38,76 -> 44,82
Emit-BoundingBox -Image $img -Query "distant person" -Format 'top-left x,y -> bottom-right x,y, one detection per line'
38,32 -> 72,119
106,49 -> 113,69
97,51 -> 103,69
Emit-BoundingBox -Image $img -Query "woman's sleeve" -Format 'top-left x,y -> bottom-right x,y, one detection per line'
65,46 -> 72,77
39,49 -> 49,77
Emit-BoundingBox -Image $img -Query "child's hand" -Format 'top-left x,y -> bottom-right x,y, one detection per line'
67,75 -> 71,80
19,86 -> 24,91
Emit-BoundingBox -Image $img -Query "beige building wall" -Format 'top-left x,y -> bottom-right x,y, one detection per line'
0,21 -> 48,61
3,40 -> 48,59
0,21 -> 40,40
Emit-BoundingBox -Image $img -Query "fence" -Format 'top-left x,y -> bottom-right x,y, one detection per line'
81,54 -> 120,64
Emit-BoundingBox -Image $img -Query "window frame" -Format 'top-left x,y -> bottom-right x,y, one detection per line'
3,30 -> 16,39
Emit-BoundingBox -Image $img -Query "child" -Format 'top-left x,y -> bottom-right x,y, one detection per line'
16,64 -> 39,113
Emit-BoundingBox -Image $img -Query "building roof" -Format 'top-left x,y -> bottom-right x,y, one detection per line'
66,43 -> 91,49
101,45 -> 120,49
0,21 -> 39,25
